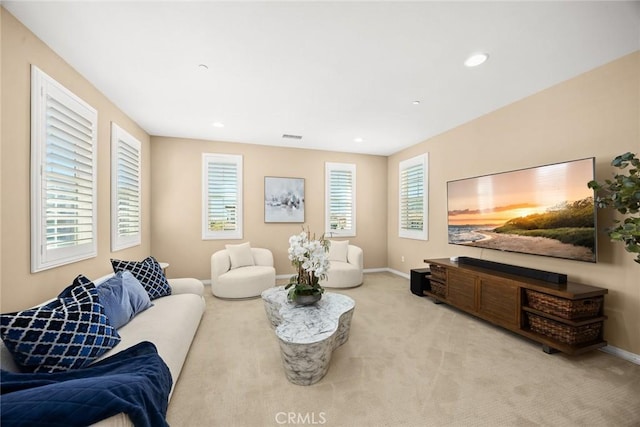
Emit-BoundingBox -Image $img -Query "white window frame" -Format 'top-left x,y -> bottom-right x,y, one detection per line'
399,153 -> 429,240
325,162 -> 356,238
30,65 -> 98,272
202,153 -> 243,240
111,123 -> 142,251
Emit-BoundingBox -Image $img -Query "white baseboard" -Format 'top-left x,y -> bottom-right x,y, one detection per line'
277,268 -> 397,280
600,345 -> 640,365
363,267 -> 390,274
383,268 -> 410,279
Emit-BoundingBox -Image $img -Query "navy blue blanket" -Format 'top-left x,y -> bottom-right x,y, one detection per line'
1,341 -> 172,427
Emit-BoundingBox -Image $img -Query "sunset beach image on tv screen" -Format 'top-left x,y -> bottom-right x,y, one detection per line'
447,158 -> 596,262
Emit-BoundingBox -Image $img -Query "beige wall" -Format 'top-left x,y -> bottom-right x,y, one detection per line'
0,9 -> 152,312
150,137 -> 388,280
388,52 -> 640,354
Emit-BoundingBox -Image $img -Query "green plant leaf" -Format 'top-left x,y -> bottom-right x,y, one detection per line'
592,152 -> 640,264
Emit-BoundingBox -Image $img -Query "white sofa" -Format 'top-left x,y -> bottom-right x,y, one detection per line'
321,243 -> 364,288
0,274 -> 206,427
211,246 -> 276,299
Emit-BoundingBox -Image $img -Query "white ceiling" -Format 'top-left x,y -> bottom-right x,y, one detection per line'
4,1 -> 639,156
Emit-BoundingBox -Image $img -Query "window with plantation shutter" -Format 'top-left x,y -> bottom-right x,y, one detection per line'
111,123 -> 142,251
399,154 -> 428,240
202,153 -> 243,240
325,162 -> 356,237
30,66 -> 98,272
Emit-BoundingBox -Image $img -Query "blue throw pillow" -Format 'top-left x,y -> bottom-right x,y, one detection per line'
121,270 -> 154,315
0,275 -> 121,373
97,271 -> 152,329
110,256 -> 171,300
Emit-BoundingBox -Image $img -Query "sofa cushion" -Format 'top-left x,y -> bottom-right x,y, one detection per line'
111,256 -> 171,300
94,292 -> 206,394
226,242 -> 255,269
0,275 -> 121,373
168,278 -> 205,296
328,240 -> 349,262
96,271 -> 153,329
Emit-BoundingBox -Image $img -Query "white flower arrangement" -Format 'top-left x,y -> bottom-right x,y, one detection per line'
285,227 -> 330,299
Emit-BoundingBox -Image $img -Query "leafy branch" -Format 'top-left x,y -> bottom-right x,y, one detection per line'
588,152 -> 640,264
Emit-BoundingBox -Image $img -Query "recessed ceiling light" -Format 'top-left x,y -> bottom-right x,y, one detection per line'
412,101 -> 421,105
212,122 -> 224,128
464,53 -> 489,67
354,137 -> 363,143
198,64 -> 209,70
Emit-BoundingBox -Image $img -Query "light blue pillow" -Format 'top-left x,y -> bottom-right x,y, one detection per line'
97,271 -> 152,329
121,271 -> 154,315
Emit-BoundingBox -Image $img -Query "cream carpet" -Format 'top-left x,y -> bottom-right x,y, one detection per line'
166,272 -> 640,426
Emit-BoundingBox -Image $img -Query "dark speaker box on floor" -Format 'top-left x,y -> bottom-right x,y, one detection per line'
410,268 -> 431,296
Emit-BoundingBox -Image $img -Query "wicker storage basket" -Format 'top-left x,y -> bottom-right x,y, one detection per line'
527,312 -> 602,345
430,281 -> 447,298
526,290 -> 603,319
430,264 -> 447,282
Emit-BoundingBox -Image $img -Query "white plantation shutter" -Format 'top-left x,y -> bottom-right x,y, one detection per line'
202,153 -> 243,239
400,164 -> 423,229
31,66 -> 98,272
111,123 -> 141,251
399,154 -> 428,240
325,162 -> 356,237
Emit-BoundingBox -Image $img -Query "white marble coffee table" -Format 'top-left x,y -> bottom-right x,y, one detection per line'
261,286 -> 355,385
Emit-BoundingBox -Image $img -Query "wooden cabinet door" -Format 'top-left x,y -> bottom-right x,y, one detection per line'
447,269 -> 477,312
478,277 -> 519,328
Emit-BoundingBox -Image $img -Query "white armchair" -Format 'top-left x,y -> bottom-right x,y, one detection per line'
211,243 -> 276,299
321,241 -> 363,288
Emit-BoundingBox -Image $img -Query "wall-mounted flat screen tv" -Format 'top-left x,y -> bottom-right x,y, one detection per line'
447,158 -> 596,263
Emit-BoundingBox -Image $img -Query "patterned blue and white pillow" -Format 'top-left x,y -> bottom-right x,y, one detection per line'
110,256 -> 172,300
0,275 -> 121,373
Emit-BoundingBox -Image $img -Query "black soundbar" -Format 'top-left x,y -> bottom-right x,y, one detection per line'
457,257 -> 567,284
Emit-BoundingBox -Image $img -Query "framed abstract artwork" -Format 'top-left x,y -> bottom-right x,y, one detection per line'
264,177 -> 305,223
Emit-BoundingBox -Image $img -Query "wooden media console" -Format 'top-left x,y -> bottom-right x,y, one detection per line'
420,258 -> 608,355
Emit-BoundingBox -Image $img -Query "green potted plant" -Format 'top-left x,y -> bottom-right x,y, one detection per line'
588,152 -> 640,264
285,227 -> 330,304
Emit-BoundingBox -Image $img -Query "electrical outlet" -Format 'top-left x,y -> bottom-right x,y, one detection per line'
401,256 -> 405,262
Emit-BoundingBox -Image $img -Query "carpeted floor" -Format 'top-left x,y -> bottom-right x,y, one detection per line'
166,272 -> 640,426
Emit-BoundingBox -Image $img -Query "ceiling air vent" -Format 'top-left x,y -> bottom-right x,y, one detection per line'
282,134 -> 303,140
